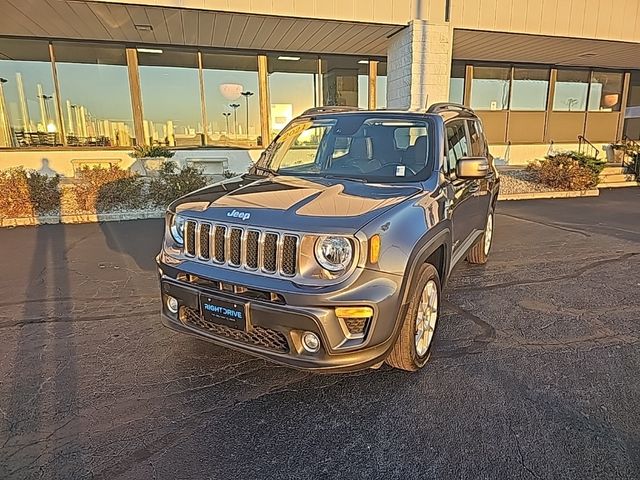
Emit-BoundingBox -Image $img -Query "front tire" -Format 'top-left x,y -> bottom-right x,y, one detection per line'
467,209 -> 494,265
386,264 -> 441,372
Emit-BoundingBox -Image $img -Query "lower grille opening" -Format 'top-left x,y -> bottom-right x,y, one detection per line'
180,306 -> 290,353
179,274 -> 285,304
343,317 -> 370,337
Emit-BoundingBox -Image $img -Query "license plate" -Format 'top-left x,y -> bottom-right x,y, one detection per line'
199,294 -> 248,331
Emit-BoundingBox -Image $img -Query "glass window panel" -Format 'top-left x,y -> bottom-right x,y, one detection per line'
553,69 -> 589,111
628,71 -> 640,107
358,75 -> 368,109
510,67 -> 549,111
0,38 -> 60,148
588,71 -> 623,112
54,42 -> 134,147
268,55 -> 319,135
449,62 -> 465,104
376,62 -> 387,108
202,52 -> 260,147
446,121 -> 469,173
467,120 -> 487,156
321,56 -> 368,108
139,49 -> 202,147
470,66 -> 510,110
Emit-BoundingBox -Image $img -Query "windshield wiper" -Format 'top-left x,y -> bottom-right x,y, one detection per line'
250,164 -> 279,177
322,174 -> 368,183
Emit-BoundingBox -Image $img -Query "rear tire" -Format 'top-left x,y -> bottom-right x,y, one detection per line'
386,264 -> 441,372
467,209 -> 494,265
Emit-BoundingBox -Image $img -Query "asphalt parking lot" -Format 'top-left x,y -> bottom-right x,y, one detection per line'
1,188 -> 639,479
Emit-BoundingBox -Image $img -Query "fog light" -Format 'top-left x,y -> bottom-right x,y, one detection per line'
166,296 -> 179,314
301,331 -> 321,353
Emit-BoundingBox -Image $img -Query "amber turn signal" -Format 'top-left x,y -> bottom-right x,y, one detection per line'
335,307 -> 374,319
369,234 -> 381,264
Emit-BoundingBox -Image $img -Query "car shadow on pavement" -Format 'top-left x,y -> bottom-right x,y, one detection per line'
98,218 -> 164,272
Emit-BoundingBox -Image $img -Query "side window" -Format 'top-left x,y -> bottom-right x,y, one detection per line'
445,121 -> 469,174
468,120 -> 487,157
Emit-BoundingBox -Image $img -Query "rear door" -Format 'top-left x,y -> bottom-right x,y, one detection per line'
444,120 -> 481,254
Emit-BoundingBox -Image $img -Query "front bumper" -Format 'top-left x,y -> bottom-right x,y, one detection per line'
157,255 -> 407,373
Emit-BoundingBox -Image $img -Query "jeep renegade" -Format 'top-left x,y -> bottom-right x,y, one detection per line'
157,103 -> 499,372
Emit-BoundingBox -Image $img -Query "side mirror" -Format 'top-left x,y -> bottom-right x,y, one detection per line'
456,156 -> 489,179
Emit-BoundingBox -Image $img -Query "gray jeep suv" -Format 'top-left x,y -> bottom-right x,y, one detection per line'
157,103 -> 499,372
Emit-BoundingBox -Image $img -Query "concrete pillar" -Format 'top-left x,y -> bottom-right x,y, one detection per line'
387,19 -> 453,110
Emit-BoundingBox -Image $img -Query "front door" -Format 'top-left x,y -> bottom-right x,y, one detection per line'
444,120 -> 483,255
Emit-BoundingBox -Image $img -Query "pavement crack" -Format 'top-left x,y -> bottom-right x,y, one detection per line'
0,309 -> 158,329
498,212 -> 591,237
508,422 -> 541,479
459,252 -> 640,292
436,300 -> 497,359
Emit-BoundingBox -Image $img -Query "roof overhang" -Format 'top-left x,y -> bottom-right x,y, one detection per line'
453,29 -> 640,70
0,0 -> 402,56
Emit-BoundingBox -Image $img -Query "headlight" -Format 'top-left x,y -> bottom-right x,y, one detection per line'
170,214 -> 186,246
314,236 -> 353,272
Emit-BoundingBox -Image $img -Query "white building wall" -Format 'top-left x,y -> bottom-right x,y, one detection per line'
387,20 -> 453,110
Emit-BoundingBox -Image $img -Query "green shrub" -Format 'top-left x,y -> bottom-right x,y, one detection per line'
129,145 -> 175,159
527,154 -> 598,190
26,171 -> 61,214
0,167 -> 60,218
563,151 -> 607,175
73,165 -> 145,212
148,161 -> 207,206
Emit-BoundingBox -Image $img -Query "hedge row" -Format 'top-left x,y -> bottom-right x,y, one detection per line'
0,162 -> 208,218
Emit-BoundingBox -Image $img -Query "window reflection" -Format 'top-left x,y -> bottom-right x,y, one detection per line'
588,71 -> 623,112
139,49 -> 202,146
268,55 -> 319,135
202,53 -> 260,147
553,69 -> 590,111
471,66 -> 511,110
510,67 -> 549,111
449,62 -> 465,104
321,56 -> 368,108
376,62 -> 387,108
0,38 -> 60,147
55,42 -> 134,147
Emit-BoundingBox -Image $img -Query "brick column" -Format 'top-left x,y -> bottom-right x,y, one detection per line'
387,19 -> 453,110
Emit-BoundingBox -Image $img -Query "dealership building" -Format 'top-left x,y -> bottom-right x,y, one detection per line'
1,0 -> 640,175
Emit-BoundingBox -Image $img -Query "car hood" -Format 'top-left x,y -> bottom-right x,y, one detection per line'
172,175 -> 422,233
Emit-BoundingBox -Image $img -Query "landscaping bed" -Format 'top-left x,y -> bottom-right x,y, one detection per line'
0,160 -> 233,227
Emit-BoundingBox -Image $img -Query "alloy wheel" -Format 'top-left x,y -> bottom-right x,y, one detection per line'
415,279 -> 438,357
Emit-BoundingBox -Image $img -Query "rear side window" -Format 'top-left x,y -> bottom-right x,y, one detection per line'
445,121 -> 469,174
467,120 -> 487,157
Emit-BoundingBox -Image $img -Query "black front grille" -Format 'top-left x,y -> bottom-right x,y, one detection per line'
185,221 -> 196,256
181,219 -> 298,276
246,230 -> 259,269
263,233 -> 278,272
229,228 -> 242,265
281,236 -> 297,276
180,307 -> 289,353
199,224 -> 211,259
214,226 -> 226,262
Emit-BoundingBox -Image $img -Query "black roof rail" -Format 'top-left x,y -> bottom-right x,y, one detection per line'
426,102 -> 475,115
301,106 -> 360,116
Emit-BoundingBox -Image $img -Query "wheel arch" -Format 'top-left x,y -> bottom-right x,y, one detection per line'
398,224 -> 452,308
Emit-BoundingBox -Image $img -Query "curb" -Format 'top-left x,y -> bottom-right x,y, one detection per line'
498,189 -> 600,201
0,210 -> 165,228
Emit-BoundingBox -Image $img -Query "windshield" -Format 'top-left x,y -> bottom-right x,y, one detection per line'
259,114 -> 436,182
